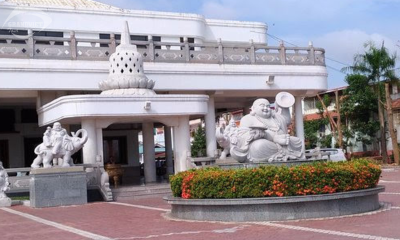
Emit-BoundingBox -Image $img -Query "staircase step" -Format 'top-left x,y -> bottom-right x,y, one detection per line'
111,184 -> 172,200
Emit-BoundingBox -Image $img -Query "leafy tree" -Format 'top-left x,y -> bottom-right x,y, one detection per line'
304,94 -> 331,149
340,74 -> 379,148
191,125 -> 206,157
342,41 -> 398,163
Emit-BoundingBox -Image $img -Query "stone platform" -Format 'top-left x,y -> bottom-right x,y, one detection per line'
164,186 -> 385,222
30,166 -> 87,208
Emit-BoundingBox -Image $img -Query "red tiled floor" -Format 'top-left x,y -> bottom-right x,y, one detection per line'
2,167 -> 400,240
0,209 -> 88,240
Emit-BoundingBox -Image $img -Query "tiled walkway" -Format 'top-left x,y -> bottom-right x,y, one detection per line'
1,167 -> 400,240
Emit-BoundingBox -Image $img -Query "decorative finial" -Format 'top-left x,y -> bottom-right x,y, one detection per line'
121,21 -> 131,46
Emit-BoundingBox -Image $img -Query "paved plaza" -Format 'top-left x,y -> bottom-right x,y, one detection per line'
1,167 -> 400,240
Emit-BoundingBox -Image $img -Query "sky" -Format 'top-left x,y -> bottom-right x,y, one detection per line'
95,0 -> 400,89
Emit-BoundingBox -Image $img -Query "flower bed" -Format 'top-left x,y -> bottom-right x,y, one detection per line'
170,159 -> 381,199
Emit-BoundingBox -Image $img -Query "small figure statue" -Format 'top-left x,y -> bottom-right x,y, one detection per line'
0,161 -> 10,199
216,118 -> 238,159
230,92 -> 303,163
31,122 -> 88,168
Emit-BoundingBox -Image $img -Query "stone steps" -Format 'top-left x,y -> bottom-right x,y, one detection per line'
112,184 -> 172,200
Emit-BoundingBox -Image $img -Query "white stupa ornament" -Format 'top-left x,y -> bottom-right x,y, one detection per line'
99,22 -> 156,95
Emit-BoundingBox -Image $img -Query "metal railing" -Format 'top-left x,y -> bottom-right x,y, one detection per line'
0,31 -> 325,66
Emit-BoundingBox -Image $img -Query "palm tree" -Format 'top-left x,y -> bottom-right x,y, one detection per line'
342,41 -> 398,163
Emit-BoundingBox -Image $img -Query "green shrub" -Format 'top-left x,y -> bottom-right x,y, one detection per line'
170,159 -> 381,199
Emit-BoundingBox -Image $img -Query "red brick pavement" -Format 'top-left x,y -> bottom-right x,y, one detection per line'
1,167 -> 400,240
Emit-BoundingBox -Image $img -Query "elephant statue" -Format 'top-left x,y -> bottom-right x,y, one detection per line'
31,122 -> 88,169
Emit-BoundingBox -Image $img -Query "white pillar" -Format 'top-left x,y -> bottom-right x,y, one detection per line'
164,126 -> 174,175
143,122 -> 156,183
82,119 -> 97,164
173,116 -> 191,173
96,128 -> 104,166
132,130 -> 140,166
205,94 -> 217,157
295,96 -> 306,155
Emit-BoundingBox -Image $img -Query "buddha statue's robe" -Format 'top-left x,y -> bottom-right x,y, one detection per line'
230,112 -> 302,162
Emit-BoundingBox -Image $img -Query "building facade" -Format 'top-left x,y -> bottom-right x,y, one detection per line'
0,0 -> 327,183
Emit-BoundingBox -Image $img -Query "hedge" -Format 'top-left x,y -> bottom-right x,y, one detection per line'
170,159 -> 381,199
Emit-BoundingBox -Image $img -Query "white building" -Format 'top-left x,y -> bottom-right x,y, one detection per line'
0,0 -> 327,184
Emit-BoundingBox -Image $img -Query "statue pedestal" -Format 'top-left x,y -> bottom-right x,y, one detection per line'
0,197 -> 11,207
30,166 -> 87,208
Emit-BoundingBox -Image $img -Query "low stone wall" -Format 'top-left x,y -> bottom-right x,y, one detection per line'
217,159 -> 327,170
165,186 -> 384,222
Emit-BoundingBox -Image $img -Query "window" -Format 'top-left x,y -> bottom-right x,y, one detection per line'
180,37 -> 194,50
33,31 -> 64,45
0,29 -> 28,44
99,34 -> 153,49
21,109 -> 38,123
0,109 -> 15,133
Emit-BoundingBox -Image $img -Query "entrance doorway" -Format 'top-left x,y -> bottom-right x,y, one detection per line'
24,137 -> 42,167
0,140 -> 9,168
103,136 -> 128,165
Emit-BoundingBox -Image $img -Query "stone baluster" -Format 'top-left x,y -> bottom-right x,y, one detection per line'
110,33 -> 116,54
184,37 -> 190,62
148,35 -> 155,62
308,41 -> 315,65
279,41 -> 286,64
250,39 -> 256,64
27,29 -> 34,58
70,31 -> 77,60
218,38 -> 224,64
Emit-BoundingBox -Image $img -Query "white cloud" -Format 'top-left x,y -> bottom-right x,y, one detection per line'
314,30 -> 398,66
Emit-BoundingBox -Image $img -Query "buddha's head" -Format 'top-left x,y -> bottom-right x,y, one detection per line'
53,122 -> 62,131
251,99 -> 271,119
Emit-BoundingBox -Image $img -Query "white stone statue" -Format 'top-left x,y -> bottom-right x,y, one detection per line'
216,118 -> 238,159
31,122 -> 88,168
0,161 -> 10,200
230,92 -> 303,163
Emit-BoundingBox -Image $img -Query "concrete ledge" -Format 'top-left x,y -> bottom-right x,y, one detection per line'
30,166 -> 84,175
217,159 -> 327,170
164,186 -> 385,222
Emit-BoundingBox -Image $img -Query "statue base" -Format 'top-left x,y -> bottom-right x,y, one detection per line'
30,166 -> 87,208
0,197 -> 11,207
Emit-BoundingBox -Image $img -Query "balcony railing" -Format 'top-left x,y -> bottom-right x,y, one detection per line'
0,31 -> 325,66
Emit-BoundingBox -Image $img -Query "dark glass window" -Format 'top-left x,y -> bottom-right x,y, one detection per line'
180,37 -> 194,50
21,109 -> 38,123
0,29 -> 28,44
99,34 -> 149,49
33,31 -> 63,45
0,109 -> 15,133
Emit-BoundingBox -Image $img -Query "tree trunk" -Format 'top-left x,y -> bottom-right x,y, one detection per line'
377,85 -> 388,163
317,94 -> 337,146
335,90 -> 343,149
385,83 -> 399,164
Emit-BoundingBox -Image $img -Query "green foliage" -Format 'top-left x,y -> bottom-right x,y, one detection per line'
304,120 -> 321,149
320,134 -> 332,148
191,125 -> 206,157
170,159 -> 381,199
340,74 -> 379,145
304,95 -> 330,149
344,41 -> 398,85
